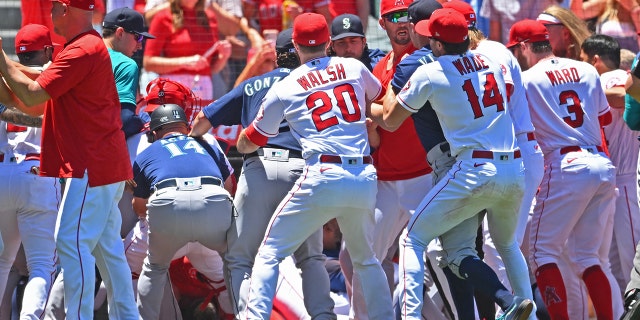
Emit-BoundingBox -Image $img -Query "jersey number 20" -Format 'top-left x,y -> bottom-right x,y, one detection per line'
306,83 -> 361,131
461,73 -> 505,119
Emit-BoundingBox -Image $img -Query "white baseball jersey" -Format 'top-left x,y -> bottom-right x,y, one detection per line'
602,69 -> 639,175
396,50 -> 516,157
252,56 -> 381,158
4,124 -> 42,161
522,57 -> 610,155
473,40 -> 536,135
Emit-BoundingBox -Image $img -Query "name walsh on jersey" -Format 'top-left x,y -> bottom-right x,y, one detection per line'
545,67 -> 580,86
297,63 -> 346,91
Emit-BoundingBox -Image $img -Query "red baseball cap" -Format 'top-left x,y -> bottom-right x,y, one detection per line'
506,19 -> 550,48
145,78 -> 194,114
292,13 -> 330,46
442,0 -> 476,28
416,8 -> 468,44
15,24 -> 53,54
380,0 -> 413,17
51,0 -> 95,11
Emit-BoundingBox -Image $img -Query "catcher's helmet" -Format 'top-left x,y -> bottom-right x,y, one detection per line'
149,104 -> 189,132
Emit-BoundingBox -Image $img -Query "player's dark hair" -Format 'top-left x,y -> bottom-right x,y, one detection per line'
581,34 -> 620,69
276,51 -> 301,69
530,41 -> 553,54
440,37 -> 470,55
102,27 -> 116,38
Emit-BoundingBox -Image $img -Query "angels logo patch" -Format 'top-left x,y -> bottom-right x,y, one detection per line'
401,80 -> 411,92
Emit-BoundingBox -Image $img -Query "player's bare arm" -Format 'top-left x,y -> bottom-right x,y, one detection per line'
236,129 -> 260,154
132,196 -> 148,219
604,86 -> 626,109
0,41 -> 50,109
0,78 -> 45,116
189,111 -> 214,137
381,92 -> 412,132
0,106 -> 43,127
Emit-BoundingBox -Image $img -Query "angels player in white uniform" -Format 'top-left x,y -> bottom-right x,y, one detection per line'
580,34 -> 640,296
384,8 -> 532,320
0,24 -> 60,319
512,20 -> 617,320
236,13 -> 393,320
441,4 -> 544,317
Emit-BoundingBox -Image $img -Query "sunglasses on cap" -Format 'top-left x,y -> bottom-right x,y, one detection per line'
384,11 -> 409,24
125,30 -> 145,43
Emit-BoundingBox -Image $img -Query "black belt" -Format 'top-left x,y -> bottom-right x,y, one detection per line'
155,177 -> 223,190
243,148 -> 303,160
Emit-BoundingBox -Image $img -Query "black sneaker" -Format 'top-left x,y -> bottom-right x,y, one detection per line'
621,289 -> 640,320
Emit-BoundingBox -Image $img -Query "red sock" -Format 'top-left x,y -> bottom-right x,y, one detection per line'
583,265 -> 613,320
535,263 -> 569,320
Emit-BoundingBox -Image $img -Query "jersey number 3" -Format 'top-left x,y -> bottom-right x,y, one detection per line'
559,90 -> 584,128
461,73 -> 505,119
306,83 -> 361,131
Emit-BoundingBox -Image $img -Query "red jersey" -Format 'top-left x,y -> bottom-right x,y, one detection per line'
371,45 -> 432,181
144,8 -> 219,76
36,30 -> 132,187
245,0 -> 284,31
328,0 -> 357,18
21,0 -> 66,58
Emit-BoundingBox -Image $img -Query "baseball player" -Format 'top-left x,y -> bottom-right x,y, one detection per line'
190,29 -> 336,319
442,2 -> 545,318
339,0 -> 438,318
132,103 -> 235,320
384,8 -> 533,320
237,12 -> 393,319
0,0 -> 139,318
327,14 -> 385,71
581,34 -> 640,297
510,19 -> 617,320
0,24 -> 60,319
102,7 -> 154,139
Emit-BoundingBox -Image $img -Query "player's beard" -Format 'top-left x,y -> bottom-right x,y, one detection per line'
389,26 -> 411,46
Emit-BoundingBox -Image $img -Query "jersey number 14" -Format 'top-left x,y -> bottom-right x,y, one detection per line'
461,73 -> 505,119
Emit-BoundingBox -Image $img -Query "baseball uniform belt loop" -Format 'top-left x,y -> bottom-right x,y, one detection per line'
559,145 -> 604,155
470,149 -> 522,160
243,148 -> 303,160
319,154 -> 373,165
154,176 -> 223,191
526,132 -> 536,141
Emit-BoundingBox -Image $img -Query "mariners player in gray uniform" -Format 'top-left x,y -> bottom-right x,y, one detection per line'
132,104 -> 235,319
189,29 -> 335,318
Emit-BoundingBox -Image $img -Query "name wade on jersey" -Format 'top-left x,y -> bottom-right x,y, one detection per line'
297,62 -> 346,91
545,67 -> 580,86
452,54 -> 489,75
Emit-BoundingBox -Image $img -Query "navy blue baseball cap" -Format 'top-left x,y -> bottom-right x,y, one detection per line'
331,14 -> 365,40
408,0 -> 442,24
103,7 -> 155,39
276,28 -> 295,53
